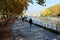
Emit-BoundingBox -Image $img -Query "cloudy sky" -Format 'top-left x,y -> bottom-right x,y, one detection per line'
25,0 -> 60,15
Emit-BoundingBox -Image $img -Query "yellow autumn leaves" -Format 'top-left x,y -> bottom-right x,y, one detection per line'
42,9 -> 50,16
41,4 -> 60,17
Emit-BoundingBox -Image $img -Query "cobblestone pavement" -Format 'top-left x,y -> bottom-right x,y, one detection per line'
11,19 -> 59,40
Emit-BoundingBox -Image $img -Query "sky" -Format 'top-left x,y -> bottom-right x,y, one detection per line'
25,0 -> 60,15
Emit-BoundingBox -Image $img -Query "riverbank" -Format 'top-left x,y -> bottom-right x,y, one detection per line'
25,17 -> 60,35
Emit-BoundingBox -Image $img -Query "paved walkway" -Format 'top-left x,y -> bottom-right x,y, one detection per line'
11,18 -> 59,40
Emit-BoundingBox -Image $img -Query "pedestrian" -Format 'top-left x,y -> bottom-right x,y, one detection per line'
22,17 -> 24,22
29,18 -> 32,27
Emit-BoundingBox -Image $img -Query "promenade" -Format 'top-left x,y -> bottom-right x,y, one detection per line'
11,18 -> 58,40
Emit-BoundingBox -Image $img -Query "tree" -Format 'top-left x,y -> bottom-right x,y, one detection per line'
41,4 -> 60,17
0,0 -> 46,18
36,0 -> 46,6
